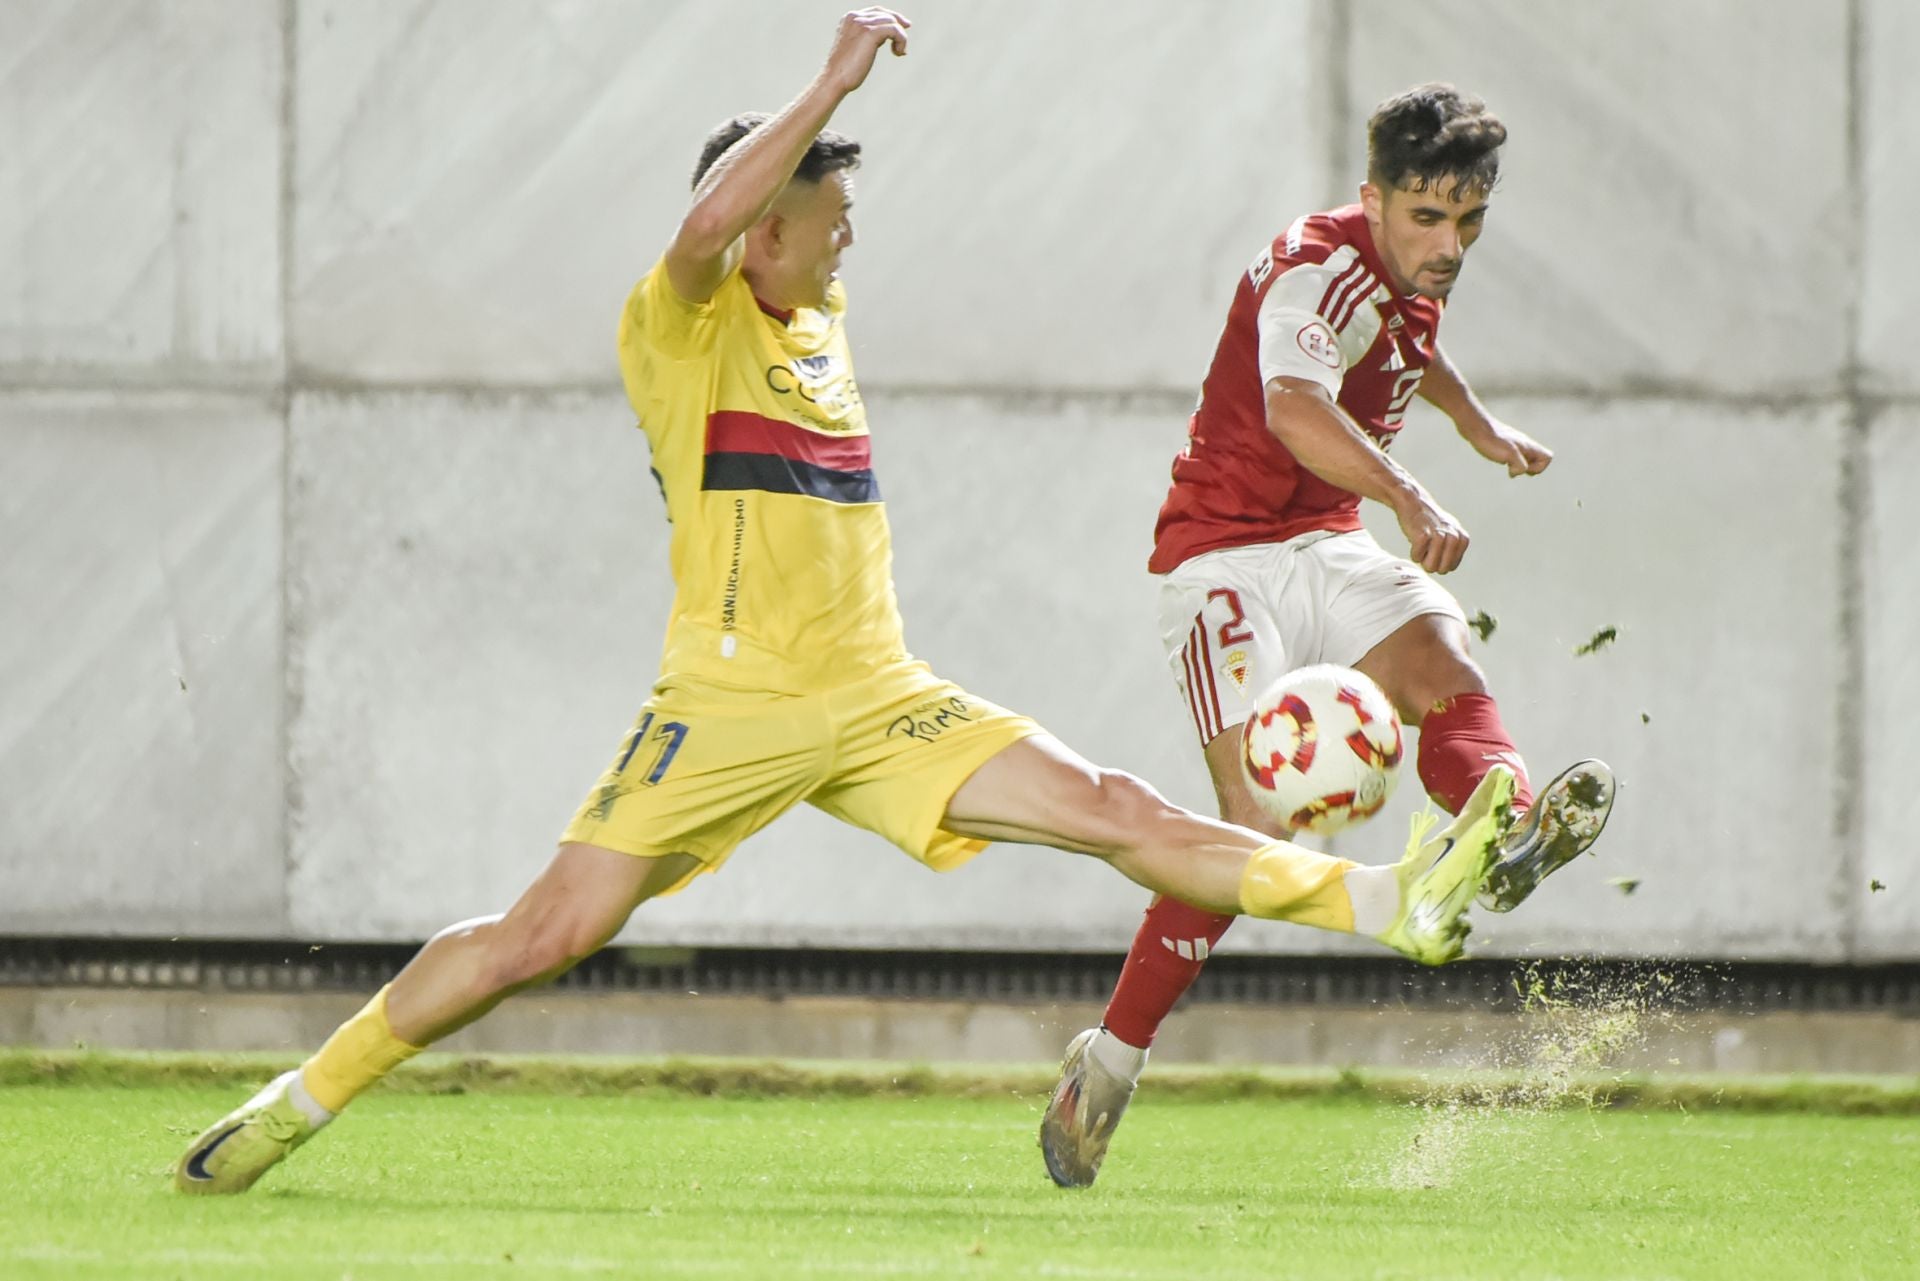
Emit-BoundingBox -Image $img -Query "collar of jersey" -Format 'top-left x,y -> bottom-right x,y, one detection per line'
754,295 -> 795,326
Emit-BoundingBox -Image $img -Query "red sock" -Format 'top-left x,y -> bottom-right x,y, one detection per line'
1101,896 -> 1236,1049
1417,692 -> 1534,815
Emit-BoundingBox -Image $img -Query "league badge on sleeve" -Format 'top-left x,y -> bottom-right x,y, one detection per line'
1296,320 -> 1341,369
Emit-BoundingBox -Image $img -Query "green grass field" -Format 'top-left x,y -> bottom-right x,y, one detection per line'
3,1069 -> 1916,1280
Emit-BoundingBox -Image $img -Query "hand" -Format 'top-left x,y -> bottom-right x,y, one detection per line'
1394,489 -> 1471,575
1464,415 -> 1553,477
821,8 -> 911,96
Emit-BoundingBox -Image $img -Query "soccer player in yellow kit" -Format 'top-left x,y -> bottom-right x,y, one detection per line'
173,7 -> 1515,1195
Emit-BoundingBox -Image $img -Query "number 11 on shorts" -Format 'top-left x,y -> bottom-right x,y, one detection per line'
615,713 -> 691,786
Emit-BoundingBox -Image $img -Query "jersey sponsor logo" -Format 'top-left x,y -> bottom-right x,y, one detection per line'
765,355 -> 861,419
722,498 -> 746,630
1296,320 -> 1341,368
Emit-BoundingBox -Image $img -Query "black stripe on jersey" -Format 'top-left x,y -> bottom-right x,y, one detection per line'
702,452 -> 881,504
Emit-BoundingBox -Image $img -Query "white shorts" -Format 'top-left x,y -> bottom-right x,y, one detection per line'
1156,529 -> 1465,747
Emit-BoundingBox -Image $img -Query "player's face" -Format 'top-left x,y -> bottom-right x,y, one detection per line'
770,169 -> 856,307
1361,179 -> 1490,300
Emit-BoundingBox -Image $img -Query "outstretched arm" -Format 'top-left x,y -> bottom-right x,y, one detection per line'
664,7 -> 910,303
1419,342 -> 1552,477
1265,377 -> 1471,574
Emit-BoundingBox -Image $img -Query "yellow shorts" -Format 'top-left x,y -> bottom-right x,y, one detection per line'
559,659 -> 1042,889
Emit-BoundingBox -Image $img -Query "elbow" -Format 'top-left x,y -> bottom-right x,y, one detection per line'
674,206 -> 738,261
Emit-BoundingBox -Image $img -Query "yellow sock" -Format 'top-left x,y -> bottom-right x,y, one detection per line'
300,985 -> 423,1114
1236,841 -> 1359,932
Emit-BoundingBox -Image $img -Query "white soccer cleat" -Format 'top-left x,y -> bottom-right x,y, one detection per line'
1374,765 -> 1516,966
1478,759 -> 1616,913
173,1069 -> 328,1195
1039,1028 -> 1137,1189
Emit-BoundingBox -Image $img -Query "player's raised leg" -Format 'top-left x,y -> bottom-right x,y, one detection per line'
942,732 -> 1513,1188
1351,613 -> 1614,912
173,843 -> 700,1194
943,733 -> 1510,940
1043,608 -> 1603,1188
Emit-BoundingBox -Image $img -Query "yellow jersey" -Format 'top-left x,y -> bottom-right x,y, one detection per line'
617,257 -> 908,694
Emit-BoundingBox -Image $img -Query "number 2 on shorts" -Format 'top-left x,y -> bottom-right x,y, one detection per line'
1207,587 -> 1255,647
615,713 -> 691,786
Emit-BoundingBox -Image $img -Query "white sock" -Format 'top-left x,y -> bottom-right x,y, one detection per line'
1089,1027 -> 1149,1085
1344,863 -> 1404,937
281,1068 -> 336,1129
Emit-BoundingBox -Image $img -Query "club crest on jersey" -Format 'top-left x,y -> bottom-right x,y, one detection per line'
1296,320 -> 1340,369
1222,648 -> 1252,692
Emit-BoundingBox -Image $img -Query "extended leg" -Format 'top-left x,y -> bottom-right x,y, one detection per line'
1356,612 -> 1613,911
945,732 -> 1514,1189
174,843 -> 700,1194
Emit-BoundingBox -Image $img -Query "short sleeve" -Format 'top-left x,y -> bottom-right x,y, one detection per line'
1256,303 -> 1346,399
621,256 -> 725,362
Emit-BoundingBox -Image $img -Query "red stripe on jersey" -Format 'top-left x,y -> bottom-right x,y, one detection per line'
1317,258 -> 1368,319
1329,265 -> 1377,332
705,411 -> 871,471
1321,261 -> 1367,327
1334,280 -> 1377,332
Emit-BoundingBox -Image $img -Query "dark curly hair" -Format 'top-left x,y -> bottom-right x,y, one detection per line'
691,112 -> 862,190
1367,83 -> 1506,201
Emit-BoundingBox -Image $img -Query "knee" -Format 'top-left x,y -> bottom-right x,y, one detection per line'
1388,652 -> 1487,725
1076,769 -> 1178,859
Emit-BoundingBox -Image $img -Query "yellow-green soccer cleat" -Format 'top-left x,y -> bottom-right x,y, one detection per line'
1478,759 -> 1616,913
173,1070 -> 327,1194
1039,1028 -> 1137,1189
1374,764 -> 1516,966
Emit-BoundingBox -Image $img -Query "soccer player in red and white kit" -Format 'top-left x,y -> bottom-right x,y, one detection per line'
1039,84 -> 1616,1188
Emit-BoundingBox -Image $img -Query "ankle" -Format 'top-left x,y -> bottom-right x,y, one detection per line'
1089,1028 -> 1149,1085
1344,863 -> 1403,937
285,1069 -> 336,1128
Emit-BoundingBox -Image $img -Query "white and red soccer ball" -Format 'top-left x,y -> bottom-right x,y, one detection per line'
1240,664 -> 1403,835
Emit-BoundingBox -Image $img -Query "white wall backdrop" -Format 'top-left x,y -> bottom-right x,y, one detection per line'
1,0 -> 1910,959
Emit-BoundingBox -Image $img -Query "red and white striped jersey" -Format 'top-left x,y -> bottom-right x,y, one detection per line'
1149,205 -> 1443,575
